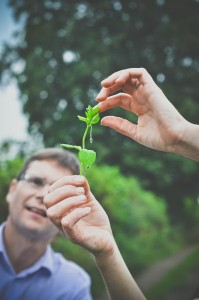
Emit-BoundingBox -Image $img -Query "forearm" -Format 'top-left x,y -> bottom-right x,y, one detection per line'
94,242 -> 146,300
174,122 -> 199,162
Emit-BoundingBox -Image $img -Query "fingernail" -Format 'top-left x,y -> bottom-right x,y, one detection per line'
100,120 -> 106,126
75,176 -> 84,183
96,94 -> 101,99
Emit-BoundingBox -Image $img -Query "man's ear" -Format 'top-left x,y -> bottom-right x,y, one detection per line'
6,179 -> 18,204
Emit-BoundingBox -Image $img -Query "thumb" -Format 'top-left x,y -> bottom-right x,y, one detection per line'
101,116 -> 137,140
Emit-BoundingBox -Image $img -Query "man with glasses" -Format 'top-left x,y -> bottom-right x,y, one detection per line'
0,148 -> 92,300
0,147 -> 146,300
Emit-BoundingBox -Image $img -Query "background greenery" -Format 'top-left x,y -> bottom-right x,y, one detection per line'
0,0 -> 199,298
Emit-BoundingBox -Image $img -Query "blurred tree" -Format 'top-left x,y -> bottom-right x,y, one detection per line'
0,0 -> 198,224
0,152 -> 183,298
87,164 -> 182,271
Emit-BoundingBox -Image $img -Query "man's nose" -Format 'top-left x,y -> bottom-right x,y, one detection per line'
35,184 -> 50,199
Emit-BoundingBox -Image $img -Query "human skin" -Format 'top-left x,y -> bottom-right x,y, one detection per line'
96,68 -> 199,162
44,175 -> 146,300
4,160 -> 73,273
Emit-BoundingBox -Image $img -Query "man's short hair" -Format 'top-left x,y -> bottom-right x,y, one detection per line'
17,148 -> 80,180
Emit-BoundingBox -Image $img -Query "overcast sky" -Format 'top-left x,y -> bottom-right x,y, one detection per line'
0,0 -> 28,143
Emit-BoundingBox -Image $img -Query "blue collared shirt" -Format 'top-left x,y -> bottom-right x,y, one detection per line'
0,223 -> 92,300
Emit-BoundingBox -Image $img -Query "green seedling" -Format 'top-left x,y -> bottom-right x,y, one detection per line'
61,105 -> 100,175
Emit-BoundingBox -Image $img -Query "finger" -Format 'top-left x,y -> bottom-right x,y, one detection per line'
99,69 -> 135,90
96,69 -> 146,102
46,194 -> 87,225
102,68 -> 153,87
101,116 -> 137,140
113,68 -> 147,86
80,177 -> 91,198
98,93 -> 133,113
100,69 -> 130,87
44,185 -> 85,208
48,175 -> 85,193
61,207 -> 91,231
96,84 -> 121,102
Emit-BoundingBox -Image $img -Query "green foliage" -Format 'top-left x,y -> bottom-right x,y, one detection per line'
183,198 -> 199,226
146,248 -> 199,300
0,156 -> 23,223
0,0 -> 198,238
78,149 -> 96,172
52,163 -> 183,298
86,164 -> 182,272
0,151 -> 183,298
180,197 -> 199,242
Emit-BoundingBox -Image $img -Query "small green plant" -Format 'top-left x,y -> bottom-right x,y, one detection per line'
61,105 -> 100,175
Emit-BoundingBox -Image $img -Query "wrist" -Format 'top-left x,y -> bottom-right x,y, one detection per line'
93,239 -> 119,268
173,121 -> 199,161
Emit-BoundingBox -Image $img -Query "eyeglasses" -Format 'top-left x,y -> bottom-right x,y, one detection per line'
20,173 -> 53,190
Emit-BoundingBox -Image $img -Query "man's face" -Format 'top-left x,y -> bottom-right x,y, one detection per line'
6,159 -> 73,242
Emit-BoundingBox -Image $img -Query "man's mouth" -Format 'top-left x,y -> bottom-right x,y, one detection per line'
26,206 -> 47,218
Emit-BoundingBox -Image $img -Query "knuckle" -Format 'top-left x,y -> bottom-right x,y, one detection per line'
61,217 -> 71,229
46,207 -> 58,222
140,67 -> 147,74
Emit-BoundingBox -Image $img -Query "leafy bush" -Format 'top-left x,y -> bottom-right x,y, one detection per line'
86,164 -> 182,272
181,197 -> 199,242
0,157 -> 23,223
52,164 -> 182,298
0,153 -> 183,298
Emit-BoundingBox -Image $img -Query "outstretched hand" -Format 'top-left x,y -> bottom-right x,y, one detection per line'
44,175 -> 114,257
96,68 -> 188,154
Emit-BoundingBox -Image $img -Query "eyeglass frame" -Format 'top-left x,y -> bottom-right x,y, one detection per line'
18,172 -> 54,190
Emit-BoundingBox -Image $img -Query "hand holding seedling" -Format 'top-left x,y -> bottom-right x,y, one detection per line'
61,105 -> 100,175
96,68 -> 192,156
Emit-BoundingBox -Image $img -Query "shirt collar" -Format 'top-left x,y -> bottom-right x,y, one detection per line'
0,222 -> 54,276
32,244 -> 54,275
0,222 -> 7,255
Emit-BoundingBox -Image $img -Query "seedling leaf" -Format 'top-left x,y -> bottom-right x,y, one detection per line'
91,114 -> 100,124
61,144 -> 82,151
78,149 -> 96,169
61,104 -> 100,175
78,116 -> 88,124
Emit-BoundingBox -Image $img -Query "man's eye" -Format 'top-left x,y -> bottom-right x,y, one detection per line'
31,177 -> 44,187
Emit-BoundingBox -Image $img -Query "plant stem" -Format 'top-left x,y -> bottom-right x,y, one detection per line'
80,162 -> 83,175
80,124 -> 90,175
82,124 -> 90,149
